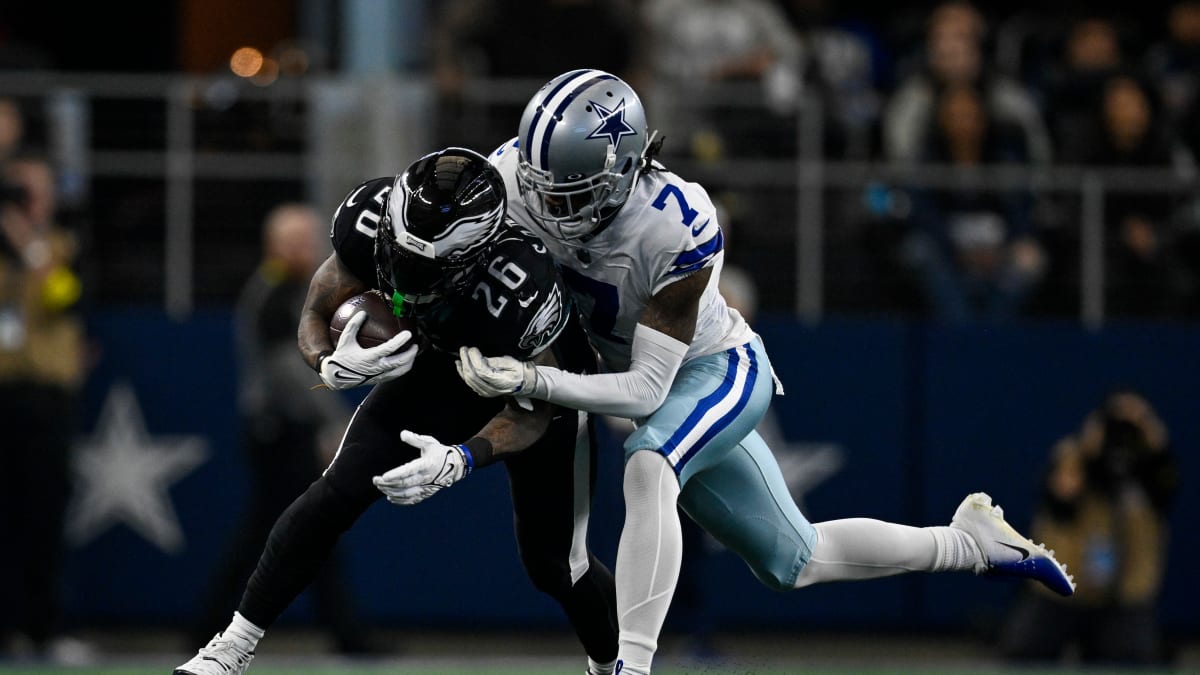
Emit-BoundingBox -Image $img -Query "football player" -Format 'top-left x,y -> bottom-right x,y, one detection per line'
432,70 -> 1076,674
175,148 -> 619,675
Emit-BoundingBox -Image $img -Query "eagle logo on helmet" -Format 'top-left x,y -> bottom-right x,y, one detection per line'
586,98 -> 637,149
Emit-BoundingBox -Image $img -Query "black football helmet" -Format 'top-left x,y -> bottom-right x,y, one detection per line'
375,147 -> 507,317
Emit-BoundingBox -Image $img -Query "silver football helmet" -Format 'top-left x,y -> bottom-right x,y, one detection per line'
516,69 -> 653,241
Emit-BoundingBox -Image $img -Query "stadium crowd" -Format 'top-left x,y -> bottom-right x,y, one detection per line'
3,1 -> 1198,322
431,0 -> 1200,322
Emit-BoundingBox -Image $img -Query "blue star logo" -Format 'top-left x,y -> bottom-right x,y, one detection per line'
586,98 -> 637,148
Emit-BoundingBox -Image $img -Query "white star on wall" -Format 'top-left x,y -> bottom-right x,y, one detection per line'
756,408 -> 845,513
66,381 -> 209,555
695,409 -> 846,553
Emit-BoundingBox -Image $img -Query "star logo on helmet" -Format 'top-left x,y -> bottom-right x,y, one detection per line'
586,98 -> 637,148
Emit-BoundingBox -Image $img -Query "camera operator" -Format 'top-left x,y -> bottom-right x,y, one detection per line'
1000,389 -> 1179,666
0,151 -> 90,664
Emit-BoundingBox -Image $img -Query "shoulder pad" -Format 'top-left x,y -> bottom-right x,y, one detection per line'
330,177 -> 392,242
330,177 -> 392,285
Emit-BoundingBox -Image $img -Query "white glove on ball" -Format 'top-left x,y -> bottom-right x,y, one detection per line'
372,430 -> 472,505
319,310 -> 416,390
455,346 -> 537,398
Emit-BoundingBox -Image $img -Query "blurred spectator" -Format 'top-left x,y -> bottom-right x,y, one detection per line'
901,84 -> 1046,322
1148,0 -> 1200,240
779,0 -> 885,159
0,97 -> 24,163
1000,390 -> 1179,666
0,152 -> 90,664
1084,75 -> 1194,317
1042,16 -> 1126,163
187,203 -> 374,655
431,0 -> 638,150
882,1 -> 1052,165
1145,2 -> 1200,134
637,0 -> 803,161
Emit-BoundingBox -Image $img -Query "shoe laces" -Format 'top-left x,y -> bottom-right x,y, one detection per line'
198,633 -> 252,667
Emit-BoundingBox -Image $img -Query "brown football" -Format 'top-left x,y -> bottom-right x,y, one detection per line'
329,290 -> 414,348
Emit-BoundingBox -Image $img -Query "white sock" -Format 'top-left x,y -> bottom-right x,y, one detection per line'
614,451 -> 681,675
794,518 -> 970,587
930,525 -> 984,572
227,611 -> 265,648
588,656 -> 618,674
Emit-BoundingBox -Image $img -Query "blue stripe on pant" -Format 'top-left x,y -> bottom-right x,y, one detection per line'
623,336 -> 816,589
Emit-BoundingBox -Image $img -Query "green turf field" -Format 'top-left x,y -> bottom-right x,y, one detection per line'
0,658 -> 1180,667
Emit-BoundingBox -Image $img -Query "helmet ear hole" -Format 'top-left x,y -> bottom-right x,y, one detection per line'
619,157 -> 633,175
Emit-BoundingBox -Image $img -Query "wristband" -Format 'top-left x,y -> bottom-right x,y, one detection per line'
455,444 -> 475,476
314,349 -> 333,373
462,436 -> 495,469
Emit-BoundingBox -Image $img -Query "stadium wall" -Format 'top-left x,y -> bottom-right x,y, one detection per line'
61,310 -> 1198,636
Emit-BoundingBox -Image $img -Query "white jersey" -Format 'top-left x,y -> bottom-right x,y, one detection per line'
491,137 -> 754,371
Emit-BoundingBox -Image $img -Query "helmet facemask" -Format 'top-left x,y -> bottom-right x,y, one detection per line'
516,143 -> 624,241
374,209 -> 479,318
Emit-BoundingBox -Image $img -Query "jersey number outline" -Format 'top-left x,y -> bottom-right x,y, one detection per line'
651,183 -> 699,226
560,267 -> 625,344
471,256 -> 529,318
563,184 -> 699,343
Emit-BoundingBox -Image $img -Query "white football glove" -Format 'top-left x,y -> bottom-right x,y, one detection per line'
455,346 -> 538,398
319,311 -> 417,390
372,430 -> 472,505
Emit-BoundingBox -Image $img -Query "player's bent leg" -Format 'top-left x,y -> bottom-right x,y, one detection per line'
175,476 -> 370,675
679,431 -> 816,591
614,450 -> 682,675
237,477 -> 369,627
614,338 -> 775,672
950,492 -> 1076,596
506,410 -> 619,667
178,392 -> 421,674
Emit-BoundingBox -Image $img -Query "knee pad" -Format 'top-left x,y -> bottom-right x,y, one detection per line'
519,552 -> 573,598
289,476 -> 368,532
747,552 -> 808,592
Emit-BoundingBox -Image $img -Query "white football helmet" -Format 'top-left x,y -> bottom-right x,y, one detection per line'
516,69 -> 653,241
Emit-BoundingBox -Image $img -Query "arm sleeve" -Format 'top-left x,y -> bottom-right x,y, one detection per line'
527,323 -> 688,419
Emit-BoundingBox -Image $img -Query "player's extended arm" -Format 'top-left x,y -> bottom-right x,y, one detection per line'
459,268 -> 707,419
372,349 -> 560,505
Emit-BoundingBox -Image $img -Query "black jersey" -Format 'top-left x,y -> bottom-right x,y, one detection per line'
330,177 -> 570,360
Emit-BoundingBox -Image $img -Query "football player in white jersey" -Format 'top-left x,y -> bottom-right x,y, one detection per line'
392,70 -> 1075,675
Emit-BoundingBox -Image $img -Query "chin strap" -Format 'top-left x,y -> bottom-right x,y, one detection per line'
641,130 -> 664,172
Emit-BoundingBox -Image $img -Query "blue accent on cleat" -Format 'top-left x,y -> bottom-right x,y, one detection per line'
987,552 -> 1077,597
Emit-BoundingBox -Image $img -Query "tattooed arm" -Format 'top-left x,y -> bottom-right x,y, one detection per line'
371,333 -> 565,504
463,348 -> 562,466
298,252 -> 370,370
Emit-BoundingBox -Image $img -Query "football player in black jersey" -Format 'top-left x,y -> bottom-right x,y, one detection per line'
175,148 -> 618,675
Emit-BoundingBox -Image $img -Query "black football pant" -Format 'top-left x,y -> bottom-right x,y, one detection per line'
188,416 -> 367,652
236,351 -> 618,661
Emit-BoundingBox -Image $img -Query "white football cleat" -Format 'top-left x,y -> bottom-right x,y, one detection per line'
951,492 -> 1076,597
174,632 -> 255,675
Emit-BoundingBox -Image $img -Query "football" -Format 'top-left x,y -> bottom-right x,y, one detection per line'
329,290 -> 415,348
